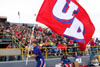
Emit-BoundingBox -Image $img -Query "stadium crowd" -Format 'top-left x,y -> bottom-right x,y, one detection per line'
0,22 -> 100,57
0,22 -> 78,55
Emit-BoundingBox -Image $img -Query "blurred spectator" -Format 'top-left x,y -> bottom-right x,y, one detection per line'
73,42 -> 78,56
62,43 -> 67,52
90,38 -> 95,54
90,38 -> 95,47
44,40 -> 49,47
51,32 -> 55,39
95,38 -> 99,43
39,41 -> 44,49
85,43 -> 90,56
49,40 -> 54,46
6,44 -> 11,61
95,38 -> 99,46
68,40 -> 74,46
61,54 -> 72,67
52,44 -> 59,56
57,41 -> 64,55
6,44 -> 11,48
67,40 -> 74,54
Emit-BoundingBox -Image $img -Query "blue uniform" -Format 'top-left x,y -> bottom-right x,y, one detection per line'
62,58 -> 71,64
33,46 -> 45,67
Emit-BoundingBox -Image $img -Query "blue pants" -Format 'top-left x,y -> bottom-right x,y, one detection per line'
36,59 -> 45,67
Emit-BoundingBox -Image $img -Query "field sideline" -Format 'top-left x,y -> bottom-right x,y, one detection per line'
0,56 -> 94,67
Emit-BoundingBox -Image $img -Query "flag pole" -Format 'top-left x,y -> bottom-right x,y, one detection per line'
26,25 -> 35,65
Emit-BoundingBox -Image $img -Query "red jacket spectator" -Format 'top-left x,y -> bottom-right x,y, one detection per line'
57,42 -> 63,50
6,44 -> 11,48
68,40 -> 74,45
90,39 -> 95,47
62,43 -> 67,50
57,44 -> 62,50
52,33 -> 55,39
16,32 -> 18,36
42,29 -> 45,33
38,27 -> 42,31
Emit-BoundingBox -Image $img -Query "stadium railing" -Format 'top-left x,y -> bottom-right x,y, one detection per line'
23,46 -> 100,59
0,46 -> 100,60
12,37 -> 25,48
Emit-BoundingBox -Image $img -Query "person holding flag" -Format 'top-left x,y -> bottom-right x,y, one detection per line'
27,41 -> 46,67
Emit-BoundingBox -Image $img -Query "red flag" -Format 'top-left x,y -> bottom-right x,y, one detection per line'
36,0 -> 95,51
